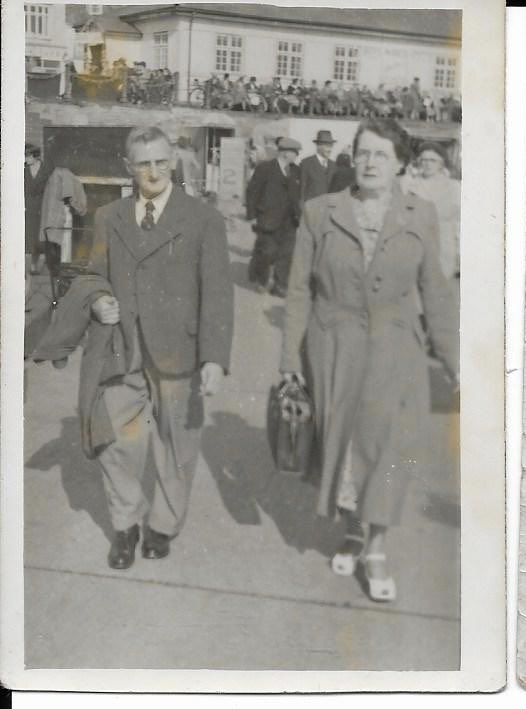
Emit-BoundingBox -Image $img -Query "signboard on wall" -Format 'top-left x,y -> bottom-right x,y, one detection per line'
219,137 -> 246,200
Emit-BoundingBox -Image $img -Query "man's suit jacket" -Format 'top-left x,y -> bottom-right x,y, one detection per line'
300,154 -> 336,204
246,158 -> 301,233
88,186 -> 234,377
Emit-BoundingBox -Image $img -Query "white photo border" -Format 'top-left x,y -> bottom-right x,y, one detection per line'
1,0 -> 506,693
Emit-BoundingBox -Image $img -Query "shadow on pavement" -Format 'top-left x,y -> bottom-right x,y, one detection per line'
230,260 -> 263,294
25,416 -> 114,541
263,305 -> 285,330
201,410 -> 343,557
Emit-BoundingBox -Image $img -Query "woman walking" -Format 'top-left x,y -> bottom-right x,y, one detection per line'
280,118 -> 459,602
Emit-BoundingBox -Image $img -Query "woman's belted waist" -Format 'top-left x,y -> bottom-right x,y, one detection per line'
312,296 -> 418,333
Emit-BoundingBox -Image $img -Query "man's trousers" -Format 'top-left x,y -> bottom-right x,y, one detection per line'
97,327 -> 204,537
248,221 -> 297,290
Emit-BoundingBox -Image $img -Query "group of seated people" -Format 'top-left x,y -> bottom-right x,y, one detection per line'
197,73 -> 461,122
111,60 -> 179,105
76,59 -> 461,122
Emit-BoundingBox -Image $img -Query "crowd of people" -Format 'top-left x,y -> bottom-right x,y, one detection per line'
111,60 -> 179,106
48,58 -> 461,123
52,59 -> 180,105
247,128 -> 460,296
195,74 -> 461,122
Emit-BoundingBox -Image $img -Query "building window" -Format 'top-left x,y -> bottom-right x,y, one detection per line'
24,5 -> 49,36
215,34 -> 243,74
276,40 -> 303,78
26,56 -> 42,69
333,46 -> 359,83
153,31 -> 168,69
446,57 -> 457,89
87,4 -> 103,14
435,56 -> 456,89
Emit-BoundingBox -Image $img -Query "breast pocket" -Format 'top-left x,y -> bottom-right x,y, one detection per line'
165,236 -> 184,258
316,231 -> 362,278
384,231 -> 424,283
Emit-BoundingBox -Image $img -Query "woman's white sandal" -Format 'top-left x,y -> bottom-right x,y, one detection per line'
362,553 -> 397,602
331,534 -> 364,576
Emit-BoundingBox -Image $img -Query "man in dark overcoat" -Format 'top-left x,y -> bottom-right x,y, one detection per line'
24,144 -> 53,274
87,125 -> 233,569
299,129 -> 337,205
246,137 -> 301,297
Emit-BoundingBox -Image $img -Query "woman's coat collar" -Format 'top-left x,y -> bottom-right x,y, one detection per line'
329,181 -> 419,247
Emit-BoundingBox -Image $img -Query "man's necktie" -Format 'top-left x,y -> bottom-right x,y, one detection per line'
141,201 -> 155,231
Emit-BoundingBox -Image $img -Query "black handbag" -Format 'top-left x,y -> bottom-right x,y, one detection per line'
267,377 -> 314,475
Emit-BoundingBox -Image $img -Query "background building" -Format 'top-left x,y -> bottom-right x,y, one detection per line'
25,4 -> 75,98
67,4 -> 142,73
25,4 -> 462,243
66,4 -> 462,103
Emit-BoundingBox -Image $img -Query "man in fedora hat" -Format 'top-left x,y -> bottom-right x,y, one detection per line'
299,129 -> 337,205
246,136 -> 302,297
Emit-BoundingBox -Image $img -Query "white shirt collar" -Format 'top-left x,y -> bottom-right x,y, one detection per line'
316,153 -> 328,168
137,181 -> 173,223
277,155 -> 290,175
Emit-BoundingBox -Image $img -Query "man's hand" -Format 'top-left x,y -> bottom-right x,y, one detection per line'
200,362 -> 224,396
91,295 -> 120,325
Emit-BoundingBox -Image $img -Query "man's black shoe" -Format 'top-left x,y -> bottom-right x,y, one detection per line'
108,524 -> 140,570
142,526 -> 171,559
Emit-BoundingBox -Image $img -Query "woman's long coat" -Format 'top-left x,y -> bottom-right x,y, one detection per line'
280,186 -> 459,524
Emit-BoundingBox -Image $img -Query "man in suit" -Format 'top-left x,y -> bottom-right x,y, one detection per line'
88,125 -> 233,569
246,137 -> 302,297
299,129 -> 337,205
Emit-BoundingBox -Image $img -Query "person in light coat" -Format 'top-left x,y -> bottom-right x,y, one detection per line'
280,118 -> 458,602
407,141 -> 461,280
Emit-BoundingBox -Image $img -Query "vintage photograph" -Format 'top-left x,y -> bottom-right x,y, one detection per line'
0,0 -> 505,693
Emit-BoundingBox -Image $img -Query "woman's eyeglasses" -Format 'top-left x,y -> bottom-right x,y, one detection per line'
353,150 -> 393,165
133,159 -> 171,173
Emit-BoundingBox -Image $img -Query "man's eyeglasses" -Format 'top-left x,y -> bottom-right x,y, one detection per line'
133,159 -> 171,173
353,150 -> 393,165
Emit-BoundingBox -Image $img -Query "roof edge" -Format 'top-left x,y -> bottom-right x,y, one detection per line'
120,5 -> 461,43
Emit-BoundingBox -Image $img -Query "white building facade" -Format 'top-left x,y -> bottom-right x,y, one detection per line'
111,4 -> 461,103
25,3 -> 74,73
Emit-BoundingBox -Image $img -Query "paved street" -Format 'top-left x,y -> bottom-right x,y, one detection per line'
24,200 -> 460,670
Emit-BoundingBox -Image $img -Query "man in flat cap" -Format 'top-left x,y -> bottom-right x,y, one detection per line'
299,129 -> 337,205
246,136 -> 301,297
